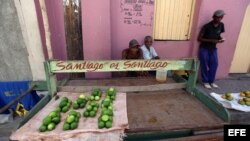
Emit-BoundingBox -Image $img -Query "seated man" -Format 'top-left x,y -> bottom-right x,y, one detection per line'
122,39 -> 145,77
122,39 -> 142,60
140,36 -> 160,60
141,36 -> 160,75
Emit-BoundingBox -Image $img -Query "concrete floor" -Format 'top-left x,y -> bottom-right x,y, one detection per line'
0,116 -> 23,141
1,73 -> 249,140
196,73 -> 250,124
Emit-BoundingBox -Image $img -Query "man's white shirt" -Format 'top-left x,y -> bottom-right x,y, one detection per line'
140,45 -> 158,59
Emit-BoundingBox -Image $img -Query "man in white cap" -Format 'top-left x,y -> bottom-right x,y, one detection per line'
198,10 -> 225,89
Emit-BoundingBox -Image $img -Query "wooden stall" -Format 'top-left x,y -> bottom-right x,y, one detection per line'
13,59 -> 229,140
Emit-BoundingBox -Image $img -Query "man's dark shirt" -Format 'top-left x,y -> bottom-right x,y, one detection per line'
200,21 -> 225,49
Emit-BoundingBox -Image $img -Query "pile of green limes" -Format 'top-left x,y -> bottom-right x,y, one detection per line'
98,87 -> 116,129
83,101 -> 99,117
90,88 -> 102,101
63,111 -> 81,130
39,110 -> 61,132
73,94 -> 89,109
57,97 -> 72,113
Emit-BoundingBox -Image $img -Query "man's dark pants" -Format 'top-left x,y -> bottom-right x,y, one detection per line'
199,47 -> 218,83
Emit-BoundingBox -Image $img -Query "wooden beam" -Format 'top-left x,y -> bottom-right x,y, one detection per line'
39,0 -> 53,59
59,83 -> 186,93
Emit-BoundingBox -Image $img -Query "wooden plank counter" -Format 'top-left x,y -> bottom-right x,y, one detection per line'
60,77 -> 224,134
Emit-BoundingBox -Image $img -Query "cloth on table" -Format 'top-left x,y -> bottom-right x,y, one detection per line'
210,92 -> 250,112
10,91 -> 129,141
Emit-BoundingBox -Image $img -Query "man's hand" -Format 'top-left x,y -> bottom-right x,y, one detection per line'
218,38 -> 225,43
212,39 -> 224,43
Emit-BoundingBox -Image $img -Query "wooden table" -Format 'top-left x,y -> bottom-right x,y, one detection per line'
60,77 -> 224,140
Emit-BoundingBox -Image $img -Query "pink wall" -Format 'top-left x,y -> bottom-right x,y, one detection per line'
109,0 -> 250,79
35,0 -> 67,60
35,0 -> 67,80
193,0 -> 250,79
36,0 -> 250,79
110,0 -> 199,60
82,0 -> 111,78
45,0 -> 67,60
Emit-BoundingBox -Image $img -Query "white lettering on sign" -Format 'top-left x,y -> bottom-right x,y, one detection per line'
228,129 -> 246,136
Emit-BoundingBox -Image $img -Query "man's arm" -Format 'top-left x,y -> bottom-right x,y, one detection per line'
198,26 -> 224,43
152,47 -> 160,59
198,32 -> 221,44
122,49 -> 128,59
138,48 -> 144,59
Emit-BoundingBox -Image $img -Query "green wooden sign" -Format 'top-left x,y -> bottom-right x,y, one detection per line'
49,59 -> 194,73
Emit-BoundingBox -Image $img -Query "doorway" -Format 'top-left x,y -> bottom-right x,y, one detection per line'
63,0 -> 84,78
230,4 -> 250,73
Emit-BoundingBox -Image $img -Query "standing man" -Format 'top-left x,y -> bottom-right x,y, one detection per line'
141,36 -> 160,60
198,10 -> 225,89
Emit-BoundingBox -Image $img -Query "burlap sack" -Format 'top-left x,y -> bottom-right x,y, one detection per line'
10,92 -> 129,141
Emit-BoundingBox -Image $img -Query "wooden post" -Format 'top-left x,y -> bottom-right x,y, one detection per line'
187,59 -> 199,94
44,61 -> 57,96
39,0 -> 53,59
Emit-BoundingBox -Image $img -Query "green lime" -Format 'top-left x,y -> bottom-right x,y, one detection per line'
63,123 -> 70,130
91,101 -> 97,107
59,101 -> 68,108
48,111 -> 57,118
75,117 -> 79,122
105,121 -> 112,128
101,115 -> 109,122
66,115 -> 75,124
86,105 -> 92,111
108,91 -> 114,96
98,121 -> 105,129
109,87 -> 114,92
66,102 -> 71,107
43,116 -> 52,126
108,105 -> 113,110
246,101 -> 250,106
52,117 -> 60,124
90,96 -> 95,101
79,94 -> 86,99
95,96 -> 100,101
89,111 -> 96,117
77,98 -> 84,104
83,111 -> 89,117
107,110 -> 113,116
61,106 -> 68,113
70,122 -> 78,130
101,109 -> 109,115
61,97 -> 69,102
76,112 -> 81,118
93,107 -> 98,112
39,125 -> 47,132
92,91 -> 97,96
55,107 -> 61,113
111,95 -> 115,100
68,111 -> 77,116
47,122 -> 56,131
73,102 -> 79,109
79,103 -> 85,108
101,108 -> 108,112
109,116 -> 113,122
103,101 -> 110,107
